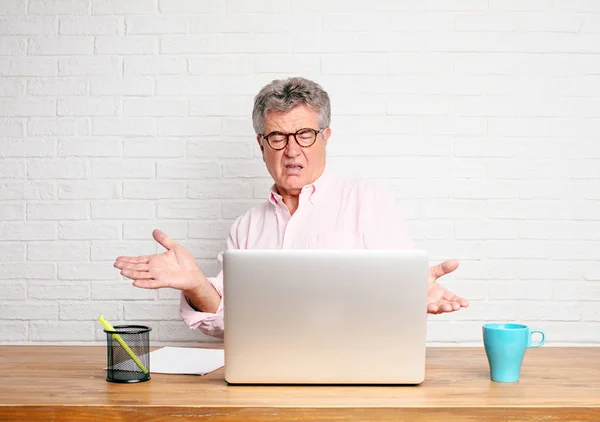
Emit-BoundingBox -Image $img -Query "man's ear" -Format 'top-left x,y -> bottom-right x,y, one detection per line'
323,127 -> 331,147
256,135 -> 264,153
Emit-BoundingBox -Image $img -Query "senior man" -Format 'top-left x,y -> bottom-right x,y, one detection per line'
114,77 -> 469,339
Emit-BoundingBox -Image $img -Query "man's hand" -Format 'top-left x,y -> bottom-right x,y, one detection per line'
114,229 -> 205,292
427,259 -> 469,314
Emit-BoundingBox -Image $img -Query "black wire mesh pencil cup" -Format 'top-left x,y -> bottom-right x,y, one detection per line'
104,325 -> 151,383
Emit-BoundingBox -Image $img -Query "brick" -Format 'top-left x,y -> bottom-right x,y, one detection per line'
124,56 -> 186,75
58,97 -> 117,116
490,0 -> 554,11
187,139 -> 253,158
549,241 -> 600,261
28,241 -> 89,261
157,201 -> 220,219
519,221 -> 600,241
91,281 -> 156,300
59,16 -> 119,34
95,36 -> 158,54
0,263 -> 55,279
0,58 -> 56,76
91,201 -> 155,219
582,303 -> 600,321
58,263 -> 118,280
27,202 -> 89,220
58,139 -> 121,157
92,0 -> 156,14
0,98 -> 55,117
28,158 -> 88,179
160,34 -> 223,54
157,117 -> 221,136
0,0 -> 26,15
29,0 -> 90,15
0,302 -> 57,319
517,301 -> 581,321
189,220 -> 232,239
406,220 -> 453,240
0,182 -> 55,200
221,160 -> 269,178
422,200 -> 486,220
454,220 -> 518,240
222,117 -> 252,135
60,301 -> 121,320
387,96 -> 453,116
27,118 -> 89,136
487,241 -> 549,259
123,220 -> 187,240
454,180 -> 516,200
188,179 -> 253,199
0,78 -> 25,96
554,281 -> 600,301
158,0 -> 222,13
58,180 -> 120,199
124,301 -> 180,320
0,322 -> 27,342
124,138 -> 185,157
188,14 -> 225,32
125,16 -> 188,34
156,160 -> 220,179
123,181 -> 186,199
426,321 -> 483,343
0,203 -> 24,220
0,138 -> 54,157
454,138 -> 519,158
0,119 -> 24,137
155,75 -> 222,95
91,240 -> 156,261
0,281 -> 27,300
59,56 -> 120,76
0,159 -> 26,179
489,280 -> 553,301
91,76 -> 153,96
0,36 -> 27,55
189,56 -> 255,75
254,54 -> 318,74
123,98 -> 188,117
221,75 -> 271,95
29,281 -> 89,300
387,53 -> 454,74
91,158 -> 154,178
0,17 -> 58,35
92,118 -> 156,136
189,97 -> 253,117
28,77 -> 88,95
0,222 -> 56,240
30,321 -> 95,341
59,221 -> 120,240
28,36 -> 94,55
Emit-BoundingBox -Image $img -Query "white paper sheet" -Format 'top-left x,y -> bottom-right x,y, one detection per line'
149,346 -> 224,375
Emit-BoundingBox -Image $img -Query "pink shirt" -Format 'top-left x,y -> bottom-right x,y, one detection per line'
180,170 -> 414,339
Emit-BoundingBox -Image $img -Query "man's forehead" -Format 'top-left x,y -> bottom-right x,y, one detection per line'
264,105 -> 319,131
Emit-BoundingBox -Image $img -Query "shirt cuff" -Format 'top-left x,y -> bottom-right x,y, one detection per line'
179,290 -> 224,339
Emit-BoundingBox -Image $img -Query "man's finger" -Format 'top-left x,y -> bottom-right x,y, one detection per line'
429,259 -> 459,280
114,262 -> 148,272
153,229 -> 177,251
115,255 -> 150,264
133,279 -> 167,289
120,269 -> 152,280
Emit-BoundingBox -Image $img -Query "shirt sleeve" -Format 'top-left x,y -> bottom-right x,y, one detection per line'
179,217 -> 241,339
361,181 -> 414,250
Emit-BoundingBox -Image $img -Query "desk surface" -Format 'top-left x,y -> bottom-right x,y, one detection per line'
0,346 -> 599,421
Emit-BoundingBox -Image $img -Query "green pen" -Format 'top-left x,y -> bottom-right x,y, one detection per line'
98,315 -> 149,375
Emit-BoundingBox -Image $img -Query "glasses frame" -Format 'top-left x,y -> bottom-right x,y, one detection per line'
260,127 -> 326,151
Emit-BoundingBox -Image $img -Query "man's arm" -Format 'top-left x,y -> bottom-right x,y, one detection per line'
184,275 -> 221,313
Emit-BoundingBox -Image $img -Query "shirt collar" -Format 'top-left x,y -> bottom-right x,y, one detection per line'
268,169 -> 333,207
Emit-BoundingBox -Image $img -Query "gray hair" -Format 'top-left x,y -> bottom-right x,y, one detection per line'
252,77 -> 331,135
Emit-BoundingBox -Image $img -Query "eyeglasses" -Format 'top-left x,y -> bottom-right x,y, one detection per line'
260,128 -> 326,151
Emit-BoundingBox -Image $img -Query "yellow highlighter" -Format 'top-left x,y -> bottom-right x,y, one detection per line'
98,315 -> 149,374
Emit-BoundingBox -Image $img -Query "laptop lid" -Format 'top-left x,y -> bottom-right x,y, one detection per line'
223,249 -> 429,385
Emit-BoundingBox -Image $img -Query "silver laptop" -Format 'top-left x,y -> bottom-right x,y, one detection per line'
223,249 -> 429,385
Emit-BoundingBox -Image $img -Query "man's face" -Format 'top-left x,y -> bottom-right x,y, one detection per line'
257,104 -> 331,196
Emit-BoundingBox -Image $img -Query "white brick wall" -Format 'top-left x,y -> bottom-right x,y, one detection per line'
1,0 -> 599,346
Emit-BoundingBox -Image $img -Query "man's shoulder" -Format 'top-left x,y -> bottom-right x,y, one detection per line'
332,173 -> 393,198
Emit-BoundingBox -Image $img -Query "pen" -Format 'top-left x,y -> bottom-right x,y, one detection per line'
98,315 -> 149,374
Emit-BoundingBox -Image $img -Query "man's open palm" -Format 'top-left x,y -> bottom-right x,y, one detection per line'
114,229 -> 202,291
427,259 -> 469,314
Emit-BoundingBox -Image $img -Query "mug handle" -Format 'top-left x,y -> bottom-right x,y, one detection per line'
528,329 -> 545,347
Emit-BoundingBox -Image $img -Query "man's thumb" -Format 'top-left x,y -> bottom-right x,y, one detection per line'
153,229 -> 176,250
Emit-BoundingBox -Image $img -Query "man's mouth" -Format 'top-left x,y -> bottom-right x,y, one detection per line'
284,163 -> 303,173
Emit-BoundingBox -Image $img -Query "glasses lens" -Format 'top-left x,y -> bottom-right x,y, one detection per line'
296,129 -> 317,146
266,132 -> 286,149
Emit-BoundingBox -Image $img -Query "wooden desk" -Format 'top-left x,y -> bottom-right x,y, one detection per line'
0,346 -> 598,421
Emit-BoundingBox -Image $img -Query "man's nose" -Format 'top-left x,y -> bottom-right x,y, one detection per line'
284,134 -> 301,157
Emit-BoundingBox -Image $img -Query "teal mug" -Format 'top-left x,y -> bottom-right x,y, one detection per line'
483,323 -> 545,383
